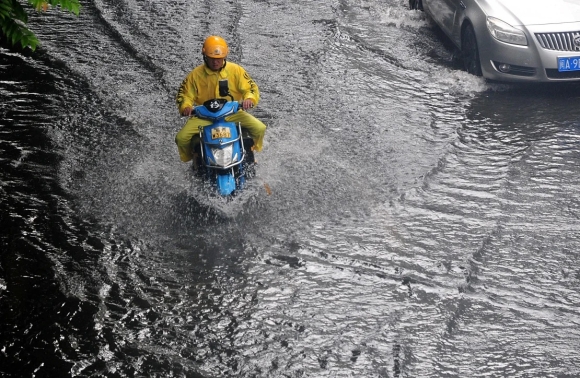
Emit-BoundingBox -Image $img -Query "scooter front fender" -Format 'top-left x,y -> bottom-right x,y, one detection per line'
216,172 -> 236,196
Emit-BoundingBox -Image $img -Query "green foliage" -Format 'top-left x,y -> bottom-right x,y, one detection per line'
0,0 -> 81,51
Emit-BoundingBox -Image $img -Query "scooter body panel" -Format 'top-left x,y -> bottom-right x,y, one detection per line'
192,99 -> 250,197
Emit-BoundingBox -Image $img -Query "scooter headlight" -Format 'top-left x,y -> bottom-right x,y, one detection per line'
211,145 -> 234,167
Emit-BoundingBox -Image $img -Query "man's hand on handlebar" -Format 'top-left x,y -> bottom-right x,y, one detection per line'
242,99 -> 255,111
181,107 -> 192,116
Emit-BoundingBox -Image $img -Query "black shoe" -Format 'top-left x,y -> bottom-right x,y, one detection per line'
243,138 -> 255,163
246,151 -> 255,164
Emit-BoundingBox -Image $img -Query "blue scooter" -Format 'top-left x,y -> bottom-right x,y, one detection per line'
191,82 -> 255,196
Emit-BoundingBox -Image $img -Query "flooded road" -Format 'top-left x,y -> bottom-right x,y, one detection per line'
1,0 -> 580,377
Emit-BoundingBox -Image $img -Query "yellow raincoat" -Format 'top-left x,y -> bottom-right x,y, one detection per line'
175,62 -> 266,162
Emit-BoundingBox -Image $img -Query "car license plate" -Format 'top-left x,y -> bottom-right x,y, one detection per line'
558,56 -> 580,72
211,127 -> 231,139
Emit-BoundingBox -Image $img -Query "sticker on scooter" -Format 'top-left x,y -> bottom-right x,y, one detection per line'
211,127 -> 231,139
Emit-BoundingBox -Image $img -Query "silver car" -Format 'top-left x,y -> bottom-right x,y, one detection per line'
410,0 -> 580,82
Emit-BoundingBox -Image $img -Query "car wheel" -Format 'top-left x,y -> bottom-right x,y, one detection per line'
409,0 -> 423,10
461,24 -> 482,76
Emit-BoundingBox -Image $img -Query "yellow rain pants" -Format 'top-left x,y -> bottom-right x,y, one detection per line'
175,111 -> 266,162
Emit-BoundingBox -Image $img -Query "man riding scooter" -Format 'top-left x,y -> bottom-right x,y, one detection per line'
175,35 -> 267,168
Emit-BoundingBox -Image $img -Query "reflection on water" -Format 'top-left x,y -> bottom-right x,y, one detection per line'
1,0 -> 580,377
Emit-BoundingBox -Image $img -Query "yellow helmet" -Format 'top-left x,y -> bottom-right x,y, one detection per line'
202,35 -> 229,58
